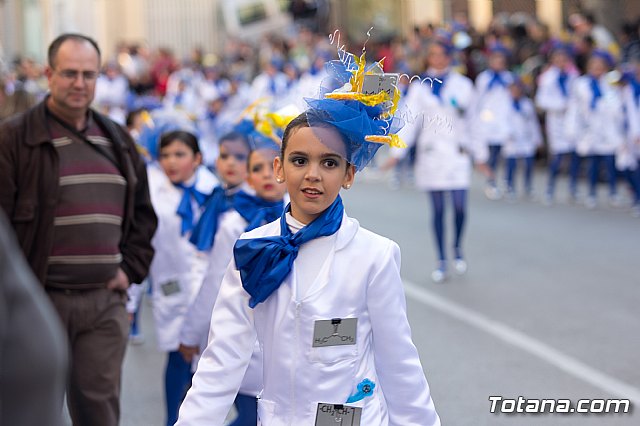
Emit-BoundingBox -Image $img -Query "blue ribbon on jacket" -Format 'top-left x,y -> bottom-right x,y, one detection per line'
589,76 -> 602,110
233,196 -> 344,308
487,70 -> 507,90
557,71 -> 569,97
234,191 -> 285,232
175,182 -> 208,236
189,185 -> 234,251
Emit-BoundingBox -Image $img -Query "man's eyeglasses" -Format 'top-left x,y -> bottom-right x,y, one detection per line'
55,69 -> 99,82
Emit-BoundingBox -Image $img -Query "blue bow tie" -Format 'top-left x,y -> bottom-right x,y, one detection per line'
557,71 -> 569,97
189,185 -> 234,251
175,182 -> 208,236
512,98 -> 522,112
589,77 -> 602,110
429,73 -> 448,100
233,196 -> 344,308
234,191 -> 285,232
488,71 -> 507,90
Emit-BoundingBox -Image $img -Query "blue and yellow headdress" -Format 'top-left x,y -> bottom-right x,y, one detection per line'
303,41 -> 406,171
236,99 -> 299,152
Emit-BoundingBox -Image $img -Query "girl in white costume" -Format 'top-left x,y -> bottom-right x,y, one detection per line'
176,51 -> 440,426
535,44 -> 580,204
503,80 -> 543,200
179,130 -> 287,426
470,45 -> 515,199
146,130 -> 218,426
565,50 -> 625,209
391,41 -> 476,283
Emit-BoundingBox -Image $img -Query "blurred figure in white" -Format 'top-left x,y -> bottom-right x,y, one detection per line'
470,44 -> 515,199
535,44 -> 581,204
565,50 -> 625,209
504,78 -> 543,201
94,61 -> 129,125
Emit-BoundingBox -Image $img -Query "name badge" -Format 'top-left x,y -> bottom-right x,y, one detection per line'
362,73 -> 399,98
315,403 -> 361,426
160,280 -> 181,296
312,318 -> 357,347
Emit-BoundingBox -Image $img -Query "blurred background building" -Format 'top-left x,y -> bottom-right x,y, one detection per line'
2,0 -> 639,66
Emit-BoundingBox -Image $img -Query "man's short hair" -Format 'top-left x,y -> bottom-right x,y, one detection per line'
48,33 -> 101,68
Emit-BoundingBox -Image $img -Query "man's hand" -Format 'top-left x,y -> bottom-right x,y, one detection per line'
178,344 -> 200,363
107,268 -> 130,291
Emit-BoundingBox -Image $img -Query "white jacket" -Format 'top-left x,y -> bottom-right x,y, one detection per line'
181,210 -> 263,395
147,164 -> 218,352
565,74 -> 625,156
396,70 -> 476,190
503,97 -> 542,158
619,83 -> 640,170
470,69 -> 514,147
176,214 -> 440,426
535,66 -> 578,154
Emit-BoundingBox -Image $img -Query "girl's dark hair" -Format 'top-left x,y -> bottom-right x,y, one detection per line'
159,130 -> 200,154
219,131 -> 252,152
280,110 -> 352,167
280,111 -> 311,158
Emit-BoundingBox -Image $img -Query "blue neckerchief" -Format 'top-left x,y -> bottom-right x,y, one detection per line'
269,77 -> 278,95
234,191 -> 285,232
189,185 -> 234,250
512,98 -> 522,112
630,76 -> 640,107
233,195 -> 344,308
487,70 -> 507,90
430,73 -> 448,100
589,76 -> 602,110
175,181 -> 208,236
557,71 -> 569,97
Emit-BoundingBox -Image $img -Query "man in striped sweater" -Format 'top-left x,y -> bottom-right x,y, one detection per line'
0,33 -> 157,426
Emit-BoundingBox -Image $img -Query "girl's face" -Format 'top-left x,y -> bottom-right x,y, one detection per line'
274,126 -> 355,224
216,139 -> 249,187
159,139 -> 201,184
247,149 -> 286,202
587,57 -> 608,79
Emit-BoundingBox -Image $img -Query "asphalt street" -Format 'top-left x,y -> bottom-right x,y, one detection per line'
85,167 -> 639,426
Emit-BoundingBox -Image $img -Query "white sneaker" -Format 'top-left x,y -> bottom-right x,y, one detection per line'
431,268 -> 447,283
454,259 -> 468,275
609,194 -> 624,208
484,185 -> 502,200
542,193 -> 553,206
584,196 -> 597,210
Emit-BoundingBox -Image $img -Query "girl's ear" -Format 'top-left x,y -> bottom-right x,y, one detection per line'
342,164 -> 355,189
273,156 -> 285,183
194,152 -> 203,166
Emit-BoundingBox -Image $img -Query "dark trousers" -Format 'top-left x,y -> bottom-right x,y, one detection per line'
47,288 -> 129,426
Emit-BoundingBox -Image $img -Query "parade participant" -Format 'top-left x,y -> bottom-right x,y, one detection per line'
389,40 -> 476,283
179,124 -> 287,426
146,130 -> 218,426
176,47 -> 440,426
504,78 -> 543,200
0,33 -> 157,426
535,44 -> 581,204
471,44 -> 515,199
189,131 -> 251,251
93,61 -> 129,125
620,65 -> 640,216
566,50 -> 625,209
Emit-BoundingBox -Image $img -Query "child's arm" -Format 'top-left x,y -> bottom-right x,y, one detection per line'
367,240 -> 441,426
175,260 -> 256,425
179,214 -> 245,358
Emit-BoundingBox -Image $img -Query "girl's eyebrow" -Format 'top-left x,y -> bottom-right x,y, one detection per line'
287,151 -> 342,160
